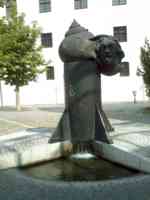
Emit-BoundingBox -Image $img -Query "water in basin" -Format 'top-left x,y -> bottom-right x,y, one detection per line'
22,153 -> 139,182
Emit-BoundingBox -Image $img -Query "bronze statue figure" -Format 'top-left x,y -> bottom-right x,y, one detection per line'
49,20 -> 124,152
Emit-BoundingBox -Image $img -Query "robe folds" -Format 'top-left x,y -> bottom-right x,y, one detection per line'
49,20 -> 111,145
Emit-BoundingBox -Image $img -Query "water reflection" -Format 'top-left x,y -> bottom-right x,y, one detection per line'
22,153 -> 138,182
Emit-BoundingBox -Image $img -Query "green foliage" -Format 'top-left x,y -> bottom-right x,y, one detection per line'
140,38 -> 150,97
0,6 -> 46,90
0,0 -> 5,7
0,0 -> 13,7
0,0 -> 16,7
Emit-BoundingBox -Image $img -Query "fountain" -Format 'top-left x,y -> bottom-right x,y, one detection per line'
21,20 -> 141,182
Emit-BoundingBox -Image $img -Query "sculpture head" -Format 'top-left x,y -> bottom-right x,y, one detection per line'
91,35 -> 125,75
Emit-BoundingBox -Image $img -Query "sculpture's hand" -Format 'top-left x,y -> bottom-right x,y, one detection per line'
80,39 -> 97,60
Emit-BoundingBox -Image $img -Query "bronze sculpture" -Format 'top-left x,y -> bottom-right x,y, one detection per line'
49,20 -> 124,152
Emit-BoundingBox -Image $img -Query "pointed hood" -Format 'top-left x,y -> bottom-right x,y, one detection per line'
65,19 -> 94,38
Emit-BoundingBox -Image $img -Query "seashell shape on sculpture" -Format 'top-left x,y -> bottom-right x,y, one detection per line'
65,19 -> 93,38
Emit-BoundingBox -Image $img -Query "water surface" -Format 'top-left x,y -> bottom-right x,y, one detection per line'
22,153 -> 138,182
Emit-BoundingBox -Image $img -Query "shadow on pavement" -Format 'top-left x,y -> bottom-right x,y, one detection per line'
38,106 -> 64,113
26,127 -> 55,133
0,106 -> 33,112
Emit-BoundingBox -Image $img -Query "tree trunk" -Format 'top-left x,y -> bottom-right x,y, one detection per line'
0,81 -> 3,108
16,86 -> 21,111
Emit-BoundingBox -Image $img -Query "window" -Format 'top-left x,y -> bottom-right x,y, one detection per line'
46,66 -> 55,80
39,0 -> 51,13
41,33 -> 53,48
113,26 -> 127,42
74,0 -> 87,9
112,0 -> 126,6
120,62 -> 130,76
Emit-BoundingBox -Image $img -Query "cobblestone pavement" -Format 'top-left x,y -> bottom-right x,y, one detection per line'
104,101 -> 150,126
0,104 -> 64,136
0,101 -> 150,136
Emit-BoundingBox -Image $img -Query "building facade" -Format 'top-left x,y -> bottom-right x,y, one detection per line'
0,0 -> 149,106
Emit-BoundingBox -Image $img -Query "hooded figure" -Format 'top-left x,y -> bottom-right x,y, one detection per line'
49,20 -> 124,151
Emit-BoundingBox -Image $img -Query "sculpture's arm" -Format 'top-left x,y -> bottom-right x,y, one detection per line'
59,36 -> 97,62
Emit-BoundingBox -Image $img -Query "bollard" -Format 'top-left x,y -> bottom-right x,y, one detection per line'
132,90 -> 137,104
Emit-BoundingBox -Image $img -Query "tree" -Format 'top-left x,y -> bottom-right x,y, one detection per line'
0,0 -> 10,8
0,4 -> 46,111
0,0 -> 9,108
0,0 -> 5,7
140,38 -> 150,98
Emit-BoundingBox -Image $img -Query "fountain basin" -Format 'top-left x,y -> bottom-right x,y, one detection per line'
0,128 -> 150,199
0,128 -> 150,174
